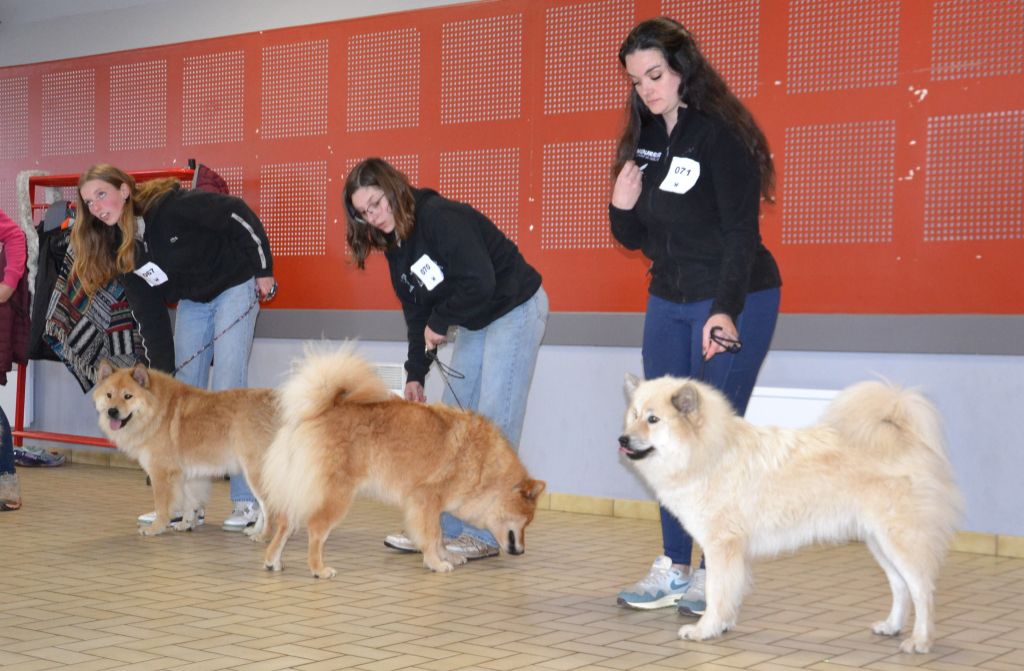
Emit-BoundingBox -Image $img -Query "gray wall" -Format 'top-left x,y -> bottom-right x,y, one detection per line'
29,312 -> 1024,537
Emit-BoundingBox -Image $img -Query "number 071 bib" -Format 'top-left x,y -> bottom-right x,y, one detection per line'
659,156 -> 700,194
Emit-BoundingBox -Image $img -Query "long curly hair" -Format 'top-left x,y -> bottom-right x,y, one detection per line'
342,158 -> 417,269
71,164 -> 178,296
614,17 -> 775,201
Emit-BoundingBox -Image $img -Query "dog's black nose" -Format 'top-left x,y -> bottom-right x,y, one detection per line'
618,435 -> 630,448
107,408 -> 119,419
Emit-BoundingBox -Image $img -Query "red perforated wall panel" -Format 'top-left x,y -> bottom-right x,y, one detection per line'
0,0 -> 1022,314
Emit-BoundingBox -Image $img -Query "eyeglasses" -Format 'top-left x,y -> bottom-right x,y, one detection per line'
353,192 -> 387,223
709,326 -> 742,354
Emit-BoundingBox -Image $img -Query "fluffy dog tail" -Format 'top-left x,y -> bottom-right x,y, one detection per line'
261,343 -> 393,527
278,342 -> 392,422
822,380 -> 963,555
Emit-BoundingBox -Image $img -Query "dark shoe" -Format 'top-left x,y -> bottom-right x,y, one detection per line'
13,446 -> 65,467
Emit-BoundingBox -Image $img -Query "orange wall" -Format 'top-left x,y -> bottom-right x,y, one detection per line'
1,0 -> 1021,314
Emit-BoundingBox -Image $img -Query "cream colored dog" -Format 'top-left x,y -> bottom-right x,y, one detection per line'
619,375 -> 961,653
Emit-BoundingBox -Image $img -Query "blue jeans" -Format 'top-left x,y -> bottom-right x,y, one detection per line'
174,278 -> 260,503
438,287 -> 549,544
643,288 -> 780,566
0,406 -> 15,475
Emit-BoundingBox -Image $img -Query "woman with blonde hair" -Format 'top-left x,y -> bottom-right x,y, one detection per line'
74,163 -> 277,532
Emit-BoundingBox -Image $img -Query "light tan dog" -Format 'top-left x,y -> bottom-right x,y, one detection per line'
261,346 -> 546,578
619,375 -> 961,653
93,361 -> 279,538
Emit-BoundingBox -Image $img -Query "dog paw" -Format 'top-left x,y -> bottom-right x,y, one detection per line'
678,620 -> 724,641
172,521 -> 194,532
872,620 -> 901,636
139,525 -> 167,536
899,636 -> 931,654
264,561 -> 282,572
426,559 -> 455,573
313,566 -> 337,579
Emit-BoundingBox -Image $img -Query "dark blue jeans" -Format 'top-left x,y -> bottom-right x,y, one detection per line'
641,288 -> 780,566
1,405 -> 15,475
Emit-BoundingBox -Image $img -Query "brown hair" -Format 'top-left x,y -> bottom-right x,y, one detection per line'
614,17 -> 775,201
342,158 -> 416,269
71,164 -> 179,296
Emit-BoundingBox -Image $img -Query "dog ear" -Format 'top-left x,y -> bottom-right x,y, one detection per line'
624,373 -> 642,398
95,359 -> 116,382
130,363 -> 151,388
671,383 -> 700,415
517,478 -> 547,501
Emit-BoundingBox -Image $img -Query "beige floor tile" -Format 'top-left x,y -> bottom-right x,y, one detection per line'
4,464 -> 1024,670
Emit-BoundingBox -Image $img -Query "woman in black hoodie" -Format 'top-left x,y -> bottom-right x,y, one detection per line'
609,17 -> 782,615
344,157 -> 548,561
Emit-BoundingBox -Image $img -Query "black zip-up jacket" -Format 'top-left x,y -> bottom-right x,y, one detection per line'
138,187 -> 274,303
385,188 -> 542,385
609,108 -> 780,320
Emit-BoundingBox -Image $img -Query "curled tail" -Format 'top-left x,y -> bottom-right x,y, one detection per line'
822,380 -> 963,550
278,342 -> 392,422
261,343 -> 393,527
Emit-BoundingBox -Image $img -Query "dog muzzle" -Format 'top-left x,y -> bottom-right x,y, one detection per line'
106,408 -> 133,431
618,435 -> 654,460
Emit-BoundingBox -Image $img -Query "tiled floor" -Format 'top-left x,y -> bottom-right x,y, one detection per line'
2,464 -> 1023,671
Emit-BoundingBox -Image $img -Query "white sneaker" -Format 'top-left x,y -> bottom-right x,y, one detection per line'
384,532 -> 418,552
383,531 -> 499,560
444,533 -> 500,560
137,509 -> 205,526
677,568 -> 707,615
617,555 -> 691,610
222,501 -> 260,531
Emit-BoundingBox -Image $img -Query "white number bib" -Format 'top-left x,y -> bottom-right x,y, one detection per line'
659,157 -> 700,194
411,254 -> 444,291
134,261 -> 169,287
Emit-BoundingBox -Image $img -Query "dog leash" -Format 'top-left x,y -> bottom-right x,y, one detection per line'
425,348 -> 466,410
172,290 -> 261,377
697,326 -> 743,381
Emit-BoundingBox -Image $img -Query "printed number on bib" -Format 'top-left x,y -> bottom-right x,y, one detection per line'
411,254 -> 444,291
659,157 -> 700,194
134,261 -> 169,287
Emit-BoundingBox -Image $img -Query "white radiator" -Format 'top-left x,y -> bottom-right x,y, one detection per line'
372,363 -> 406,396
745,386 -> 838,428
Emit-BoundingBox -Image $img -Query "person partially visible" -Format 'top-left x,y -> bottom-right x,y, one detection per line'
72,164 -> 277,531
0,206 -> 28,511
344,157 -> 548,560
609,18 -> 782,615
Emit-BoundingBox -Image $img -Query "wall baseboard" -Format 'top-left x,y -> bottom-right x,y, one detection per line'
51,447 -> 1022,559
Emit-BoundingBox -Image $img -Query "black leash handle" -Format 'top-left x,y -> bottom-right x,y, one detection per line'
425,347 -> 466,410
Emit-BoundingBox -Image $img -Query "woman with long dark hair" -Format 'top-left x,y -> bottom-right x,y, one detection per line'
610,17 -> 782,615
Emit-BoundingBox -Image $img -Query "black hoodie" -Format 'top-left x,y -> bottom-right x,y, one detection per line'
609,107 -> 780,320
385,189 -> 541,384
138,186 -> 274,303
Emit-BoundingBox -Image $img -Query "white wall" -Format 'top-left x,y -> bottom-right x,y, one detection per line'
29,340 -> 1024,537
0,0 -> 469,66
